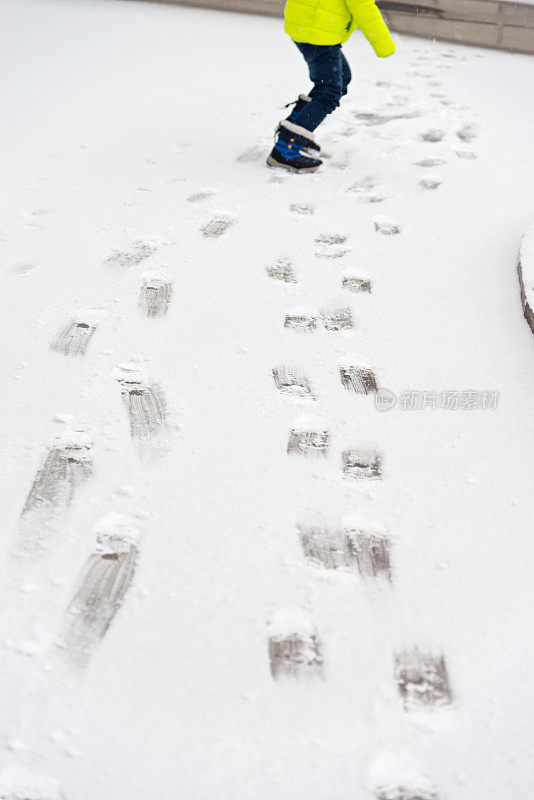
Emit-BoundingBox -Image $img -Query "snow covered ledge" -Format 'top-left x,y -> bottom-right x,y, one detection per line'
518,222 -> 534,336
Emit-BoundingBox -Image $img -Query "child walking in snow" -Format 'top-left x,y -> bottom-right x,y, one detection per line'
267,0 -> 396,173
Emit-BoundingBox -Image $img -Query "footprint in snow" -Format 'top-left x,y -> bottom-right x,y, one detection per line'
342,447 -> 382,481
316,231 -> 346,240
456,150 -> 477,160
420,175 -> 442,190
376,787 -> 437,800
51,320 -> 97,357
201,216 -> 234,238
236,145 -> 265,163
341,272 -> 372,294
347,175 -> 376,193
388,94 -> 409,105
320,305 -> 354,331
187,190 -> 215,203
272,363 -> 316,400
22,441 -> 93,517
395,648 -> 453,710
113,363 -> 172,459
284,310 -> 318,331
339,361 -> 378,394
266,258 -> 297,283
268,624 -> 324,680
316,247 -> 349,259
415,158 -> 447,167
315,233 -> 349,259
138,277 -> 173,317
330,151 -> 352,171
297,523 -> 391,579
290,202 -> 315,216
105,241 -> 155,268
16,437 -> 94,556
268,171 -> 289,184
62,522 -> 139,668
287,416 -> 330,457
337,123 -> 359,137
117,377 -> 168,440
374,215 -> 401,236
346,176 -> 386,203
420,128 -> 445,143
354,110 -> 421,126
362,194 -> 387,204
456,123 -> 478,142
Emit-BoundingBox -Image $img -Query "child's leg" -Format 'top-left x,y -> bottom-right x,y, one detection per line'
291,43 -> 347,132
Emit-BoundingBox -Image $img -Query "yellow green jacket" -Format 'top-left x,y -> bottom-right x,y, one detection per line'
284,0 -> 396,57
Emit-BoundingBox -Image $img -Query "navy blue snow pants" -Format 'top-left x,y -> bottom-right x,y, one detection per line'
290,42 -> 352,132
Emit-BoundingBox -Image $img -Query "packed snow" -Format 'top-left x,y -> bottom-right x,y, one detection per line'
518,219 -> 534,332
1,0 -> 534,798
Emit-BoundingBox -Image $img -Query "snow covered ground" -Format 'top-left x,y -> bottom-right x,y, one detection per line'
518,220 -> 534,333
1,0 -> 534,798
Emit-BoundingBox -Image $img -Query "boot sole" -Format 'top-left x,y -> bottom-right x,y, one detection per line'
266,155 -> 321,174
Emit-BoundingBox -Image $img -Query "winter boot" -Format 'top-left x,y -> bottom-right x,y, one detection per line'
266,120 -> 322,174
280,94 -> 321,155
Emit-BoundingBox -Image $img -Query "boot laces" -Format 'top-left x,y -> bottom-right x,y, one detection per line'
282,98 -> 298,111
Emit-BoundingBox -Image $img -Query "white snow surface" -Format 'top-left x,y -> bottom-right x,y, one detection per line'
268,607 -> 316,636
291,413 -> 329,431
1,0 -> 534,798
519,219 -> 534,312
93,512 -> 142,552
0,763 -> 64,800
367,750 -> 437,794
